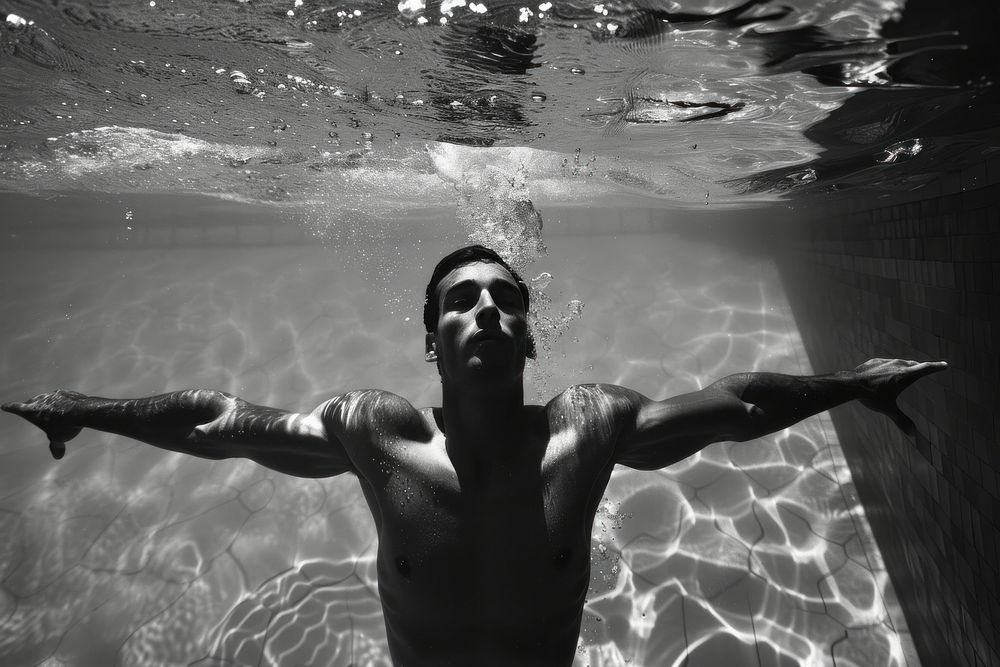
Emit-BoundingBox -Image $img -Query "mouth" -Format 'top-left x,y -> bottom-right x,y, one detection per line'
471,330 -> 506,344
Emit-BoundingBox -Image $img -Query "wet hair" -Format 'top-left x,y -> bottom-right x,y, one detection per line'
423,245 -> 537,359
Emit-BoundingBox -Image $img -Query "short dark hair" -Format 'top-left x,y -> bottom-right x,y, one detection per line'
423,245 -> 537,359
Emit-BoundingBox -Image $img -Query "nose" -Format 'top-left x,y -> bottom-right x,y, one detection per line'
474,289 -> 500,326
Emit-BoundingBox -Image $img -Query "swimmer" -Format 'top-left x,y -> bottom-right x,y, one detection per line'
3,245 -> 946,667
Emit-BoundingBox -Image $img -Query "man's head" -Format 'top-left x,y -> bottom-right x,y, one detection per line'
423,245 -> 537,386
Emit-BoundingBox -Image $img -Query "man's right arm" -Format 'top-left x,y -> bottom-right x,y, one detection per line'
2,389 -> 355,478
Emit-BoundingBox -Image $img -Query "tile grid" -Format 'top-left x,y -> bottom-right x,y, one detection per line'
772,171 -> 1000,667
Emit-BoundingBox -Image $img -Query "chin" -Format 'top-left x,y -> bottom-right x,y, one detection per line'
466,359 -> 520,384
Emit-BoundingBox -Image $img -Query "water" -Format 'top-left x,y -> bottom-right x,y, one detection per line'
2,0 -> 987,207
2,0 -> 994,664
0,198 -> 916,666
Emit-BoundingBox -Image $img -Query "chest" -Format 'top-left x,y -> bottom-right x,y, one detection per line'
366,428 -> 611,580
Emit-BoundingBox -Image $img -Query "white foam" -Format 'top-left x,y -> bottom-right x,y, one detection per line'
397,0 -> 425,17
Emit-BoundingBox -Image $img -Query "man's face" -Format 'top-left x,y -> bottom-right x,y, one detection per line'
429,261 -> 528,387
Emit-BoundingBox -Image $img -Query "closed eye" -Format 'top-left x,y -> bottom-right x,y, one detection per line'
442,278 -> 524,313
493,285 -> 523,310
496,294 -> 522,310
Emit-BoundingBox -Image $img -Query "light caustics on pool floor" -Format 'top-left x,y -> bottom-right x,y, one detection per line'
0,231 -> 914,666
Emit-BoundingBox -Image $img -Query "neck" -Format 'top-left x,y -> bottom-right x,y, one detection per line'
440,378 -> 524,443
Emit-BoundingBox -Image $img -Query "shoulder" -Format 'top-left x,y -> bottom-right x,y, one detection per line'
319,390 -> 432,444
548,383 -> 644,412
545,384 -> 644,440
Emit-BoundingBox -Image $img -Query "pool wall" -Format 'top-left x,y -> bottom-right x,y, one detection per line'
771,160 -> 1000,667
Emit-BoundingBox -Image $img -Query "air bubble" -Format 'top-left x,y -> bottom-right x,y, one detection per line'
531,272 -> 552,289
398,0 -> 426,18
5,13 -> 29,28
229,70 -> 253,94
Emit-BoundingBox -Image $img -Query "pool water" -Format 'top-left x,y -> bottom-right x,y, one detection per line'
3,0 -> 992,664
1,196 -> 915,666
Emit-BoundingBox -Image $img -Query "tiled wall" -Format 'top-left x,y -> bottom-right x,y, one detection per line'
772,164 -> 1000,667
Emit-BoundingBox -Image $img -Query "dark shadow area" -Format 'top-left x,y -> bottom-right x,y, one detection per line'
767,195 -> 1000,666
741,3 -> 1000,657
728,1 -> 1000,198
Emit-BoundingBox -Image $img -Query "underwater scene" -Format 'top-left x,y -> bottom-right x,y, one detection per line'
1,0 -> 996,665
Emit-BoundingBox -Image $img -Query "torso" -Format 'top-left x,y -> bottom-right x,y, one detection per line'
326,386 -> 630,666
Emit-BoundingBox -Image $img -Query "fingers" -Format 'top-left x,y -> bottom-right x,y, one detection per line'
913,360 -> 948,377
897,360 -> 948,388
4,403 -> 68,458
49,440 -> 66,460
5,397 -> 76,458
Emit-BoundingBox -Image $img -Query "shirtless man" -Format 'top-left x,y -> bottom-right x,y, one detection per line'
3,245 -> 945,666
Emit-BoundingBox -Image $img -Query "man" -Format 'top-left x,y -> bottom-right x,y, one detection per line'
3,244 -> 945,666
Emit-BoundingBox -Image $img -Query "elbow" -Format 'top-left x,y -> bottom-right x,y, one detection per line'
186,416 -> 246,459
726,400 -> 782,442
726,401 -> 766,443
174,389 -> 237,425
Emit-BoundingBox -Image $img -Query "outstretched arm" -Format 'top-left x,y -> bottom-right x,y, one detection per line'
2,389 -> 353,478
614,358 -> 947,470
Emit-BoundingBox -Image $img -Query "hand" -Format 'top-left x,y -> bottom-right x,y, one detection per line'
853,358 -> 947,436
2,390 -> 89,459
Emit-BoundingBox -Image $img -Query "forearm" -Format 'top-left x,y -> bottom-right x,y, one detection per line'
619,358 -> 942,469
75,390 -> 315,459
714,370 -> 871,441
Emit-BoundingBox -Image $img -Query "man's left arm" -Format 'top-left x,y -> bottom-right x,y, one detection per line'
613,358 -> 947,470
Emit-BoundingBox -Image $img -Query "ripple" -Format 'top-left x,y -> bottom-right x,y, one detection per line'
0,0 -> 940,205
